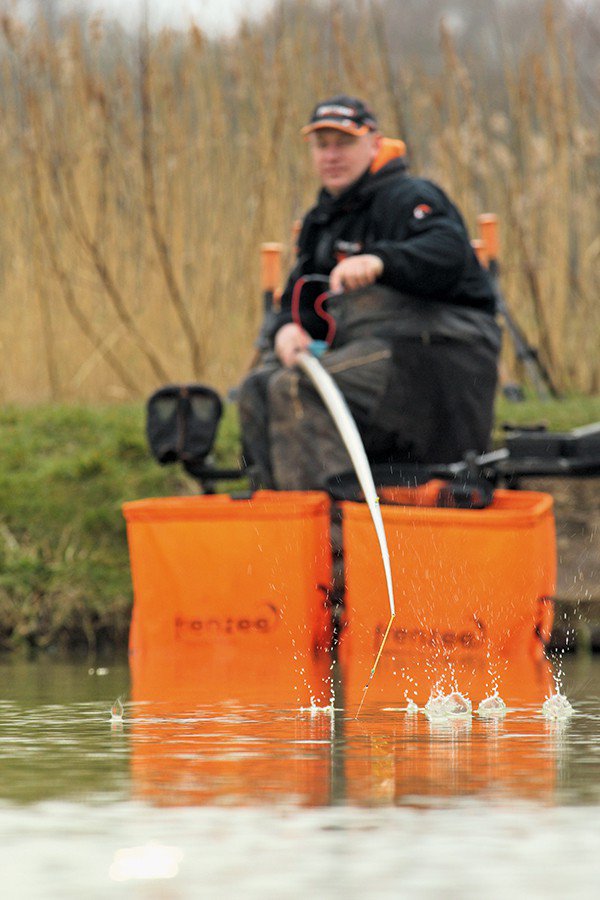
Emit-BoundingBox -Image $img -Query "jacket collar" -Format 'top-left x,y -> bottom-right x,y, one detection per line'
311,157 -> 408,221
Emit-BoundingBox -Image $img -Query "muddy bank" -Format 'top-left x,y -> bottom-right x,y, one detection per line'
517,477 -> 600,601
519,477 -> 600,651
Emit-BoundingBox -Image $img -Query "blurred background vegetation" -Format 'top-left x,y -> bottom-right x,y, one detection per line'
0,0 -> 599,651
0,0 -> 598,404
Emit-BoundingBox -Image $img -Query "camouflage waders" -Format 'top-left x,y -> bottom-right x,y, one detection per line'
237,288 -> 500,491
238,337 -> 393,492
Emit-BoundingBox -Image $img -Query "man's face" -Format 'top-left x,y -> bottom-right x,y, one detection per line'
309,128 -> 380,196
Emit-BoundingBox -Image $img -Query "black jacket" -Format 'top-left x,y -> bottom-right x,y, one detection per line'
271,159 -> 496,340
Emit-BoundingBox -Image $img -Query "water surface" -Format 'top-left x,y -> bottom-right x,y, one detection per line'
1,654 -> 600,897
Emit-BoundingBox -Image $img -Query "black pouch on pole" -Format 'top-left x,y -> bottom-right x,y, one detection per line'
146,384 -> 223,470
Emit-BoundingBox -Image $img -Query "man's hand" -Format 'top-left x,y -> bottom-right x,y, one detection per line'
329,254 -> 384,293
274,322 -> 312,367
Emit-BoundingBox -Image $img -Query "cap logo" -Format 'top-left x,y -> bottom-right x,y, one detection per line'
316,104 -> 356,119
413,204 -> 432,220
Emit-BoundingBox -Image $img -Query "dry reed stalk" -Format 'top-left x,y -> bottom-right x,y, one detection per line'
437,21 -> 470,207
367,0 -> 410,147
138,29 -> 203,378
52,140 -> 171,385
539,1 -> 571,377
6,22 -> 138,397
31,230 -> 61,401
25,23 -> 172,388
331,0 -> 370,97
25,131 -> 141,396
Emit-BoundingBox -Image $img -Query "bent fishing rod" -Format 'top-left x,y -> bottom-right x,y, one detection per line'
295,348 -> 396,718
261,249 -> 397,716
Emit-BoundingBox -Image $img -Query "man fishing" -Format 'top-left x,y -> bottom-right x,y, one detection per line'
238,94 -> 501,493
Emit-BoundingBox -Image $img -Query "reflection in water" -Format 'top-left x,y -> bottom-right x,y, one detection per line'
129,698 -> 563,808
128,643 -> 561,808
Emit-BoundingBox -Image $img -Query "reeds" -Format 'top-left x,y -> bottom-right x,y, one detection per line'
0,0 -> 598,402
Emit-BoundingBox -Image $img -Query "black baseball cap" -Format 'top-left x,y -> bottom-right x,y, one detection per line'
301,95 -> 378,137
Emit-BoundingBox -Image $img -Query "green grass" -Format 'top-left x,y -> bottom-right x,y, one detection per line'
494,393 -> 600,438
0,404 -> 199,654
0,396 -> 598,654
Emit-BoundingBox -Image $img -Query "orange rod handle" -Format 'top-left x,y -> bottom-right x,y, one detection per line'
477,213 -> 499,262
471,238 -> 488,268
260,243 -> 284,293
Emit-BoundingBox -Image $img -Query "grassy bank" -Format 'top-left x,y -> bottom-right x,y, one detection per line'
1,396 -> 599,654
0,404 -> 230,654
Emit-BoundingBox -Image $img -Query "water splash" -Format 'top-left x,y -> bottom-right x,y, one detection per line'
542,693 -> 574,720
425,691 -> 471,719
477,694 -> 507,718
424,694 -> 446,717
300,701 -> 334,717
549,609 -> 575,696
110,697 -> 124,722
443,691 -> 472,716
483,648 -> 507,699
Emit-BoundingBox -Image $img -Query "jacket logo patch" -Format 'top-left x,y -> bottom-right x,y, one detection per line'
413,203 -> 432,220
334,239 -> 363,262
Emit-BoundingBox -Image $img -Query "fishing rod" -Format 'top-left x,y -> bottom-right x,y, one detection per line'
295,349 -> 396,718
260,245 -> 397,715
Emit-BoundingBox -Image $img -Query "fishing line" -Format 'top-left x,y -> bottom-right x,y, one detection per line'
355,612 -> 396,719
